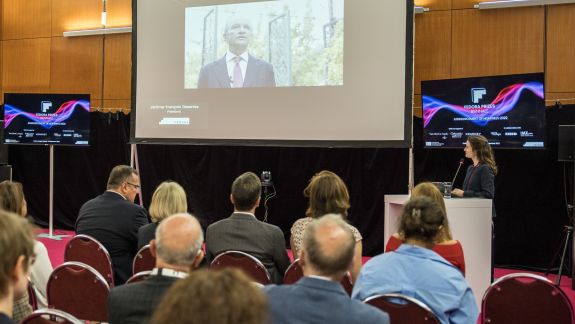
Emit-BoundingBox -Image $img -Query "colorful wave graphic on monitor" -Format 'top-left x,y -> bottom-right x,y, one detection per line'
422,82 -> 544,127
4,100 -> 90,128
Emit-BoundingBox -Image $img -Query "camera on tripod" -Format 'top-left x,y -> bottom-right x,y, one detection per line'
261,171 -> 273,187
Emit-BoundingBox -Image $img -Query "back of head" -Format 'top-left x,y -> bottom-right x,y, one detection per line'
107,165 -> 137,190
149,181 -> 188,223
155,213 -> 203,268
231,172 -> 261,211
151,268 -> 268,324
304,170 -> 350,218
302,214 -> 355,278
468,135 -> 497,175
412,183 -> 451,241
400,197 -> 445,246
0,210 -> 35,297
0,180 -> 25,216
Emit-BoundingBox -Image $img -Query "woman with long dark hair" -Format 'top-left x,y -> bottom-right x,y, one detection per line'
452,135 -> 497,199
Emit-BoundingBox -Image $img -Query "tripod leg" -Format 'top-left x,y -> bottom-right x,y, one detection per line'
546,228 -> 568,276
555,229 -> 572,286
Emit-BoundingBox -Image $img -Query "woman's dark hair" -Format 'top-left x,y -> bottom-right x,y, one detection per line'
304,170 -> 350,218
468,135 -> 498,175
399,196 -> 445,245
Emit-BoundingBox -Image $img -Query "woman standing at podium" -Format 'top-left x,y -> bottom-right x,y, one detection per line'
452,135 -> 497,199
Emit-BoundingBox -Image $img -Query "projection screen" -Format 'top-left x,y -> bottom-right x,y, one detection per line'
132,0 -> 414,147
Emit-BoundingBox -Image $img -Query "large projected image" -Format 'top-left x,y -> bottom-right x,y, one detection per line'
134,0 -> 412,145
185,0 -> 344,89
422,73 -> 545,149
4,93 -> 90,145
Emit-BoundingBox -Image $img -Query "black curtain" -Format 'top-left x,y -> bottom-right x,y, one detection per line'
8,107 -> 575,270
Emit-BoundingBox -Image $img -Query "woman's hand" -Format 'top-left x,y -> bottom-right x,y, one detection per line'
451,188 -> 464,197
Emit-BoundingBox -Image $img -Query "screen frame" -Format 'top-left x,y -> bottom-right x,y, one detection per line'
3,93 -> 91,147
130,0 -> 414,148
421,72 -> 546,150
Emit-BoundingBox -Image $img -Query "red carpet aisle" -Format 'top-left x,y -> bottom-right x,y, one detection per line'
37,229 -> 575,311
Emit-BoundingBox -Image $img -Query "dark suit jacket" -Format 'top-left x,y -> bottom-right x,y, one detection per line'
137,222 -> 158,250
197,54 -> 276,88
206,213 -> 290,284
265,277 -> 390,324
107,272 -> 179,324
462,164 -> 495,199
76,191 -> 149,285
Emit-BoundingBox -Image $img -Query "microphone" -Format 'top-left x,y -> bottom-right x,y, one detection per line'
451,158 -> 464,185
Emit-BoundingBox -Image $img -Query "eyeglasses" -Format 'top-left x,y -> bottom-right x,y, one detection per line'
126,182 -> 141,191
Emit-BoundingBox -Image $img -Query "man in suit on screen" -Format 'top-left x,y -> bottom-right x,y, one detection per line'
107,213 -> 204,324
205,171 -> 290,284
197,16 -> 276,88
75,165 -> 149,285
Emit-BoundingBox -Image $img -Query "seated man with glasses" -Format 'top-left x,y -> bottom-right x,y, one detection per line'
76,165 -> 149,285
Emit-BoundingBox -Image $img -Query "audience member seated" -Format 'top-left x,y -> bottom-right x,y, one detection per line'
206,172 -> 290,284
352,197 -> 478,324
0,181 -> 53,319
76,165 -> 149,285
0,211 -> 36,324
108,213 -> 204,324
137,181 -> 188,249
385,182 -> 466,274
266,214 -> 389,324
151,268 -> 268,324
290,170 -> 363,282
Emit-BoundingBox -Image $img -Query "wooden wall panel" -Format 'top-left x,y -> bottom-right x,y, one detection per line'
107,0 -> 132,28
2,38 -> 51,92
546,4 -> 575,93
103,34 -> 131,100
545,93 -> 575,107
2,0 -> 51,39
414,10 -> 451,94
453,0 -> 490,10
52,0 -> 102,36
415,0 -> 451,11
50,36 -> 103,99
103,99 -> 131,114
413,94 -> 422,118
451,7 -> 544,78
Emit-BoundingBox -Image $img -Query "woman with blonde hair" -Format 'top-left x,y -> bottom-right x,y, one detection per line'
290,170 -> 363,282
138,181 -> 188,249
385,182 -> 466,274
0,181 -> 53,320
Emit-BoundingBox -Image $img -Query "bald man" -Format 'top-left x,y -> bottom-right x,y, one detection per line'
265,214 -> 389,324
108,213 -> 204,324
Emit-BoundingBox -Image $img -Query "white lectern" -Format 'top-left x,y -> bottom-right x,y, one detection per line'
384,195 -> 492,307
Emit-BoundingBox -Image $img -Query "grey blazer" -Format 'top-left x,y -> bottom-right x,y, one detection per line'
197,54 -> 276,88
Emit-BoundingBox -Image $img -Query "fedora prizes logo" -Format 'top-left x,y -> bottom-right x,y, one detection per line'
471,88 -> 486,104
41,101 -> 52,113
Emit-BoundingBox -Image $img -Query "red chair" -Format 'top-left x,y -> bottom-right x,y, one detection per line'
482,273 -> 574,324
363,293 -> 440,324
64,234 -> 114,287
126,270 -> 152,284
210,251 -> 271,285
21,309 -> 83,324
283,259 -> 304,284
27,280 -> 38,311
132,244 -> 156,274
340,272 -> 354,296
47,261 -> 110,322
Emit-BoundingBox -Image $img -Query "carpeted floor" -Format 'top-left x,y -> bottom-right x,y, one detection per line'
37,229 -> 575,311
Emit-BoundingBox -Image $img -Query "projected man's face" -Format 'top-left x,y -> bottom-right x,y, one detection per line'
224,18 -> 252,54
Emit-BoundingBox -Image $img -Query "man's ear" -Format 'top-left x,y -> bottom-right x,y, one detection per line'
149,239 -> 157,258
255,196 -> 261,207
230,194 -> 235,205
192,250 -> 205,269
298,250 -> 306,267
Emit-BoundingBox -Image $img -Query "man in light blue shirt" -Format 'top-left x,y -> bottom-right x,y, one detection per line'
352,244 -> 478,324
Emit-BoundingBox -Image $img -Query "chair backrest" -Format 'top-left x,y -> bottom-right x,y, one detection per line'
132,244 -> 156,274
126,270 -> 152,284
364,293 -> 440,324
21,309 -> 83,324
340,272 -> 354,296
482,272 -> 574,324
283,258 -> 303,284
210,251 -> 271,285
64,234 -> 114,287
47,261 -> 110,322
27,279 -> 38,311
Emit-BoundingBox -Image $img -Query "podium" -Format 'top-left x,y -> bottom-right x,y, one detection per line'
384,195 -> 492,307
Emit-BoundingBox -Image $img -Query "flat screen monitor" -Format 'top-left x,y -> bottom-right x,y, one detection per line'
3,93 -> 90,145
422,73 -> 545,149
